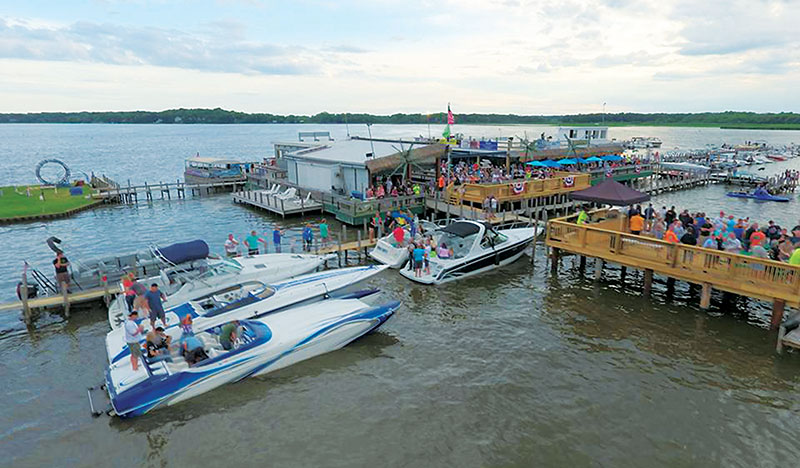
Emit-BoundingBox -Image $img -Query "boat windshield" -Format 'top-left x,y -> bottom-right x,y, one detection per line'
436,232 -> 478,259
480,229 -> 508,249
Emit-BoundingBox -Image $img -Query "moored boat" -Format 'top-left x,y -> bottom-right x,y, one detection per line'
99,298 -> 400,418
399,220 -> 539,285
107,253 -> 328,329
105,265 -> 389,364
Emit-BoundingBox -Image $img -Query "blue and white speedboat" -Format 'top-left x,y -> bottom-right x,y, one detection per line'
108,253 -> 330,329
101,298 -> 400,418
105,265 -> 388,364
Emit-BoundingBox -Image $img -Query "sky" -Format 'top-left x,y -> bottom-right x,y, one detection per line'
0,0 -> 798,114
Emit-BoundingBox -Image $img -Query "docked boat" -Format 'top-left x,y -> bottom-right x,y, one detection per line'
767,155 -> 788,162
369,219 -> 439,268
107,253 -> 329,329
625,137 -> 662,149
97,298 -> 400,418
399,220 -> 538,285
105,264 -> 389,364
184,156 -> 251,184
726,191 -> 790,202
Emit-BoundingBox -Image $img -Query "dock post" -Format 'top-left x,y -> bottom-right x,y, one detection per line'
620,265 -> 627,285
579,255 -> 586,271
343,225 -> 348,263
699,282 -> 712,309
21,272 -> 31,325
770,299 -> 785,329
550,247 -> 559,275
594,258 -> 604,281
357,231 -> 362,261
337,237 -> 342,267
643,269 -> 653,296
530,208 -> 538,265
61,282 -> 70,318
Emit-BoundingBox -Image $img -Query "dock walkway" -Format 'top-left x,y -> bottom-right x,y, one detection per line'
233,189 -> 323,217
0,284 -> 122,320
545,209 -> 799,330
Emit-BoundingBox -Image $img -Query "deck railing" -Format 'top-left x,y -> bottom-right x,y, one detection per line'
546,211 -> 800,305
317,193 -> 426,220
446,172 -> 591,204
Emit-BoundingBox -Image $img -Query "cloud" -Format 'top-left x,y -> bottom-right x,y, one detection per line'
0,17 -> 355,75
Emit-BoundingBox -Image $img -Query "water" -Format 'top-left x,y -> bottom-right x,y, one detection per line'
1,124 -> 799,467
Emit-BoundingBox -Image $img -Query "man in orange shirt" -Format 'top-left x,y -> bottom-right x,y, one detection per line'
629,212 -> 645,235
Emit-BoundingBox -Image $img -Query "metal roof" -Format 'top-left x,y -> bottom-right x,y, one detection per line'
284,139 -> 403,166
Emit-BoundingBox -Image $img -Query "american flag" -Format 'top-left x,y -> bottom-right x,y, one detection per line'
447,104 -> 454,125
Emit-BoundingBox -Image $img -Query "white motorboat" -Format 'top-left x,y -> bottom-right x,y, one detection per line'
399,220 -> 538,285
105,264 -> 389,364
369,220 -> 440,268
107,253 -> 329,329
97,298 -> 400,418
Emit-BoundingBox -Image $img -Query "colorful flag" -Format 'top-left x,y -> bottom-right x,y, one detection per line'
442,103 -> 454,138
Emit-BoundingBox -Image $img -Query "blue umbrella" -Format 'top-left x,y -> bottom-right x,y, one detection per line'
526,160 -> 546,167
584,156 -> 603,163
601,154 -> 623,161
557,158 -> 578,165
543,160 -> 561,168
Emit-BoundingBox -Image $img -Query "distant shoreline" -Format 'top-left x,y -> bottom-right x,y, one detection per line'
1,108 -> 799,131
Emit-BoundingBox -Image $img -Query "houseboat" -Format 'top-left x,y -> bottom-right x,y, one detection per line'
184,157 -> 251,184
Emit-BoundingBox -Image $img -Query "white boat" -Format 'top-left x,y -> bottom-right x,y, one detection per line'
107,253 -> 328,329
97,298 -> 400,418
369,220 -> 439,268
105,265 -> 389,364
399,220 -> 539,285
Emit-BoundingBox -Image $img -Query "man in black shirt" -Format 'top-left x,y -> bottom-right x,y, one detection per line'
53,252 -> 70,292
665,206 -> 677,225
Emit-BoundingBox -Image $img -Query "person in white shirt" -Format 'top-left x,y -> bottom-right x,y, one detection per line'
124,310 -> 145,371
224,234 -> 239,258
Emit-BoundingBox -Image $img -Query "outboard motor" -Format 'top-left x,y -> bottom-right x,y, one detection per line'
16,281 -> 39,300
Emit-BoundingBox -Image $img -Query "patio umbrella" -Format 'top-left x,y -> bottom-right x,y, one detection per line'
601,154 -> 623,161
583,156 -> 603,163
557,158 -> 578,165
569,179 -> 650,205
526,160 -> 547,167
543,160 -> 562,168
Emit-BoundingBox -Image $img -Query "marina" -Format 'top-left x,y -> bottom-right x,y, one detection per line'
2,123 -> 800,467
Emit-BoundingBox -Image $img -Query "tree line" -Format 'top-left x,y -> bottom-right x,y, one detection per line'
0,108 -> 798,126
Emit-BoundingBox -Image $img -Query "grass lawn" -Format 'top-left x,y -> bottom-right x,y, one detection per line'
0,185 -> 98,219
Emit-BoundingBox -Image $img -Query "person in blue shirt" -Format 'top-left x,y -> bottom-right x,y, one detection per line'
144,284 -> 167,329
302,223 -> 313,252
272,227 -> 283,253
412,243 -> 425,277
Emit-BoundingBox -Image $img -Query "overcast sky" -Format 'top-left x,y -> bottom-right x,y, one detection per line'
1,0 -> 797,114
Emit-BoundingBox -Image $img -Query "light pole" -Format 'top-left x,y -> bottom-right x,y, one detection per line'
602,102 -> 606,125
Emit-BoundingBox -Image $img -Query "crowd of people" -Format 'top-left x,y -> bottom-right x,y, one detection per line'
617,204 -> 800,263
220,219 -> 332,256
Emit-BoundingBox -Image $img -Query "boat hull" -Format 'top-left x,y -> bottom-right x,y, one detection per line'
725,192 -> 790,202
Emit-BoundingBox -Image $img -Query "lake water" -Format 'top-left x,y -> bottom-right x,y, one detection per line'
1,124 -> 799,467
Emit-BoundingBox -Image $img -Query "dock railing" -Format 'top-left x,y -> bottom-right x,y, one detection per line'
318,193 -> 427,220
546,209 -> 800,307
446,172 -> 591,204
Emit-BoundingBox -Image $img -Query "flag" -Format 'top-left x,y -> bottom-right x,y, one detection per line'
442,103 -> 454,138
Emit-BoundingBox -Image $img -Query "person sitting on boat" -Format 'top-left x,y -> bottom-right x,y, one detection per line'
181,314 -> 194,335
181,334 -> 208,366
219,320 -> 241,350
146,327 -> 173,363
437,242 -> 453,259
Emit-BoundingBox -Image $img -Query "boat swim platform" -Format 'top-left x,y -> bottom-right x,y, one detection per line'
545,208 -> 799,329
233,189 -> 323,217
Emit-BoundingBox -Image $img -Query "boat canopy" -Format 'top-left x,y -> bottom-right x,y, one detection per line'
155,240 -> 209,265
441,221 -> 481,237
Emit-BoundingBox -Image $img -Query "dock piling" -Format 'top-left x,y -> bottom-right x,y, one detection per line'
21,272 -> 31,325
61,282 -> 70,318
700,282 -> 712,309
771,300 -> 786,329
643,269 -> 653,296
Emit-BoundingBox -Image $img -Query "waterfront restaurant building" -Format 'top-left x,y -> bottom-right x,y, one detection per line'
283,138 -> 407,195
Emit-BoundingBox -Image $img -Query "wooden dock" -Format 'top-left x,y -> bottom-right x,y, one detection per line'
92,175 -> 247,204
0,283 -> 122,322
545,209 -> 799,330
233,188 -> 323,217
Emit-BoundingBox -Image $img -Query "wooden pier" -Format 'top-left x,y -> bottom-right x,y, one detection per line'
91,175 -> 246,204
233,188 -> 323,217
1,282 -> 122,324
545,209 -> 799,330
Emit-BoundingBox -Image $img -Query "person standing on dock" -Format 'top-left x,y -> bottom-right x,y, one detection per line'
224,234 -> 240,257
272,227 -> 283,253
245,231 -> 267,256
369,212 -> 382,242
53,252 -> 70,292
302,223 -> 314,252
319,219 -> 330,248
629,212 -> 644,235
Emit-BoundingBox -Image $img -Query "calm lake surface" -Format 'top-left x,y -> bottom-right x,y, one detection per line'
1,124 -> 799,467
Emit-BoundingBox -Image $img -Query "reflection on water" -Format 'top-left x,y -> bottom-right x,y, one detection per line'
2,125 -> 800,466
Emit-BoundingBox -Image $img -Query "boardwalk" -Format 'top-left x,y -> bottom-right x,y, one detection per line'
0,284 -> 122,324
545,209 -> 799,330
233,188 -> 323,217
